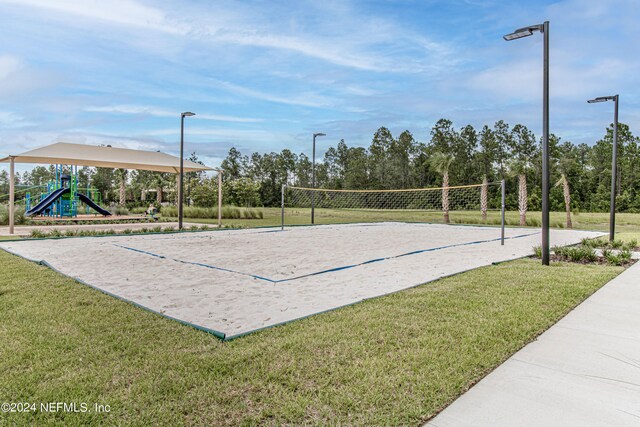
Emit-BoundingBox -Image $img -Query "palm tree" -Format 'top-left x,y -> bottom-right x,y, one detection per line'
508,160 -> 528,226
556,156 -> 576,229
480,175 -> 488,221
429,152 -> 455,223
555,174 -> 573,229
153,172 -> 167,205
116,169 -> 128,207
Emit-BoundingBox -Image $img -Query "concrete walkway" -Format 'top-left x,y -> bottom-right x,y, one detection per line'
428,260 -> 640,427
0,222 -> 208,237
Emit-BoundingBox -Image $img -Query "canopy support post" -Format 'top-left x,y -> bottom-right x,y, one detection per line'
217,171 -> 223,228
9,156 -> 15,235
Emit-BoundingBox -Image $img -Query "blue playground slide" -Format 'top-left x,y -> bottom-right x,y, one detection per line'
78,193 -> 111,216
26,187 -> 70,216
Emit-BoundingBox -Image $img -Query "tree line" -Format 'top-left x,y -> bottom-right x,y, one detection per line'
220,119 -> 640,214
1,118 -> 639,214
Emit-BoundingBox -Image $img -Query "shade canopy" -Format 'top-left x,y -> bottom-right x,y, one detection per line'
0,142 -> 217,173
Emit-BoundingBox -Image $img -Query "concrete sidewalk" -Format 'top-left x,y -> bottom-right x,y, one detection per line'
428,261 -> 640,427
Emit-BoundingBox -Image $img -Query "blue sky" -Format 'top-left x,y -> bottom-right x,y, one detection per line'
0,0 -> 638,172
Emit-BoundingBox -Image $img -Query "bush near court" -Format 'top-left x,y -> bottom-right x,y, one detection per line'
533,237 -> 638,266
29,224 -> 217,239
159,205 -> 263,220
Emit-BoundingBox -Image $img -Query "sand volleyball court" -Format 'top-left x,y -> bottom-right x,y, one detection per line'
0,222 -> 602,339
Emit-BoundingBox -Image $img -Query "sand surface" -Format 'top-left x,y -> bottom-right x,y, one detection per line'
0,222 -> 603,338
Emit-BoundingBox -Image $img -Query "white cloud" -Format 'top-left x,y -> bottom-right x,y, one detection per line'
0,0 -> 184,33
1,0 -> 454,73
211,79 -> 335,108
0,110 -> 36,128
0,55 -> 22,80
85,105 -> 264,123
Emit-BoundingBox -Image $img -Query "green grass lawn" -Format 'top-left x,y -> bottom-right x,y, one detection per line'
168,207 -> 640,235
0,250 -> 622,426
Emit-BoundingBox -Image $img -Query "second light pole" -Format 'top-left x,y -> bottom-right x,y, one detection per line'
311,132 -> 326,224
588,95 -> 619,241
179,111 -> 195,230
504,21 -> 550,265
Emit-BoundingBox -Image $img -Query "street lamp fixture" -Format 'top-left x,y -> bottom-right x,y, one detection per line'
503,24 -> 543,41
587,95 -> 619,241
503,21 -> 550,266
311,132 -> 326,224
587,96 -> 615,103
179,111 -> 196,230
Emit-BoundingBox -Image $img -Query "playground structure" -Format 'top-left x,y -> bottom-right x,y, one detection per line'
24,165 -> 110,218
1,142 -> 218,234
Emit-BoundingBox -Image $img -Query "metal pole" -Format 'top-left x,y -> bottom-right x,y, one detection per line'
541,20 -> 550,266
281,184 -> 286,230
9,157 -> 15,235
178,114 -> 184,230
311,135 -> 316,225
218,171 -> 223,228
501,179 -> 506,245
610,95 -> 619,241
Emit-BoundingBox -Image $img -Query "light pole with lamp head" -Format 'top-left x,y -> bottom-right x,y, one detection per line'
179,111 -> 195,230
311,132 -> 326,224
588,95 -> 619,241
503,21 -> 550,265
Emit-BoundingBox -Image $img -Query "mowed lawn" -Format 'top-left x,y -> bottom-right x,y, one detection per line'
169,207 -> 640,235
0,249 -> 622,426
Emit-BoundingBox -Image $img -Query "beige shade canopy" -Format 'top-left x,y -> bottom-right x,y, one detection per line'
0,142 -> 217,173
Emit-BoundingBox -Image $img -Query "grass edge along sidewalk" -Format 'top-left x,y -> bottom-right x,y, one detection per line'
0,250 -> 622,426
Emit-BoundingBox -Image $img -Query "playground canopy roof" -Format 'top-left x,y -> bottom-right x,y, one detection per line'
0,142 -> 217,173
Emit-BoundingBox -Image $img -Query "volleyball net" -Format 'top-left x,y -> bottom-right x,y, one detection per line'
281,181 -> 507,241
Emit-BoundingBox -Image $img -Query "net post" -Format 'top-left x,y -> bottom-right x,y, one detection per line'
501,179 -> 506,245
281,184 -> 286,230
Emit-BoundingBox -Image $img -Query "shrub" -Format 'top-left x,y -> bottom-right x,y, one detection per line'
163,226 -> 175,233
113,206 -> 130,216
0,205 -> 26,226
532,245 -> 542,258
610,239 -> 623,249
161,205 -> 264,220
620,249 -> 632,263
622,239 -> 638,251
553,245 -> 597,263
30,229 -> 46,238
602,250 -> 631,265
525,217 -> 541,227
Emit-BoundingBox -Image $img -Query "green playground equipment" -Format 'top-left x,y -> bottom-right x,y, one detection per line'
24,165 -> 110,218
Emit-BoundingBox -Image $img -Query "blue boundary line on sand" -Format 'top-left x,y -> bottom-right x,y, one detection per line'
114,230 -> 541,284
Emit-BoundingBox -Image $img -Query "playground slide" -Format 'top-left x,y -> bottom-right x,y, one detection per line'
26,188 -> 70,216
78,193 -> 111,216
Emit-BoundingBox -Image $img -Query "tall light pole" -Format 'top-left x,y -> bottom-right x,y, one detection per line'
504,21 -> 550,265
179,111 -> 195,230
588,95 -> 619,241
311,132 -> 326,224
